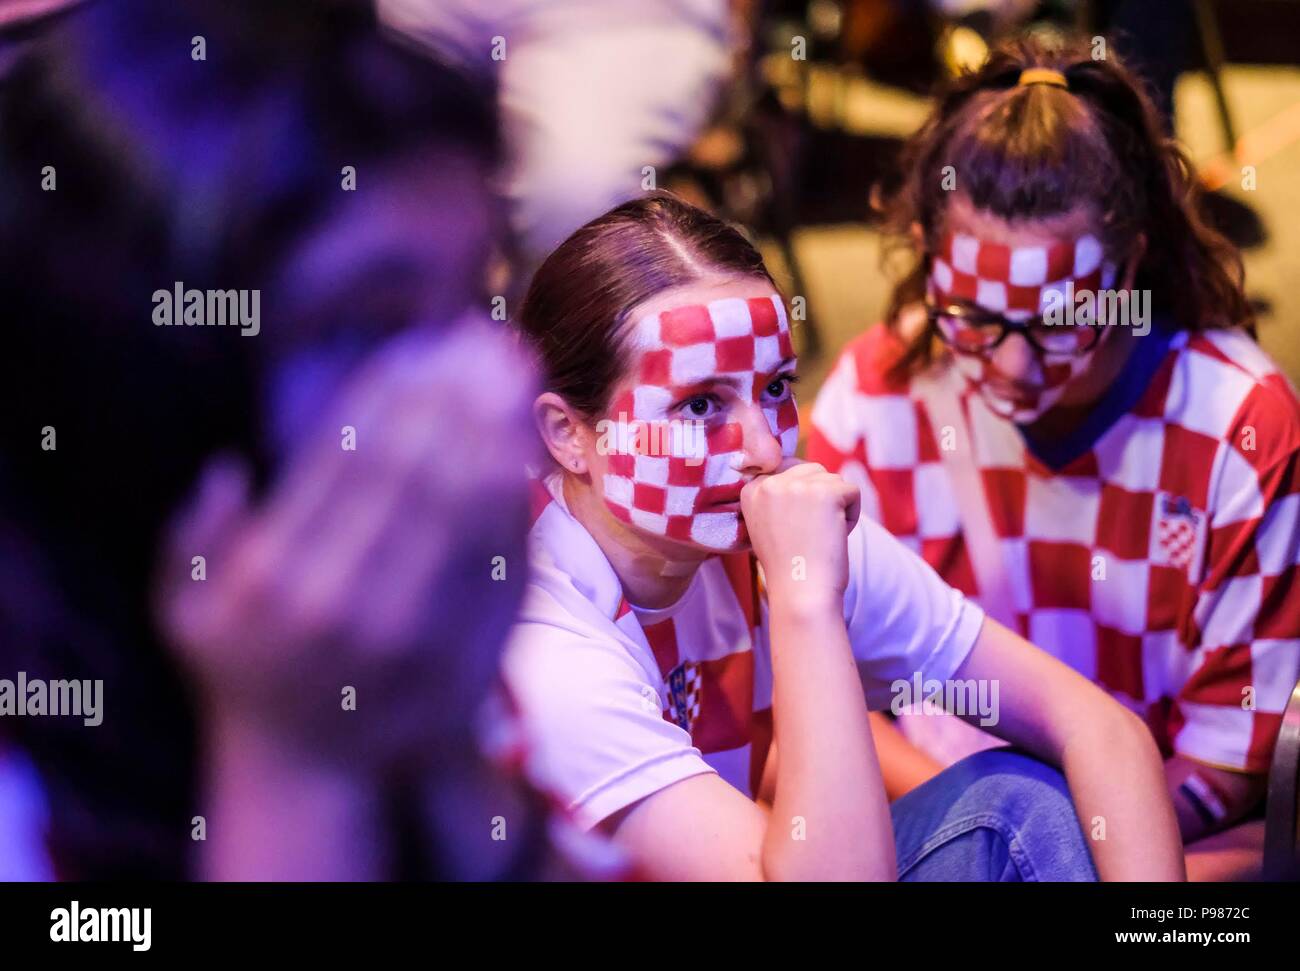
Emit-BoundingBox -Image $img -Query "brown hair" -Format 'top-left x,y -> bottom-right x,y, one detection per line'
517,192 -> 774,419
879,34 -> 1252,379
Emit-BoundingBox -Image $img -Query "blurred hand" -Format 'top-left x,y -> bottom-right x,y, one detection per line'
740,459 -> 860,610
157,317 -> 537,771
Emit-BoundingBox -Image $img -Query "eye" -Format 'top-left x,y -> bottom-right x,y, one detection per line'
681,394 -> 719,419
763,374 -> 798,402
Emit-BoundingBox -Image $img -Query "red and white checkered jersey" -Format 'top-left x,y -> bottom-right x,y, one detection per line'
503,472 -> 985,829
808,323 -> 1300,773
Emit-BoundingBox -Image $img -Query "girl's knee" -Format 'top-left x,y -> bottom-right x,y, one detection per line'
947,748 -> 1076,823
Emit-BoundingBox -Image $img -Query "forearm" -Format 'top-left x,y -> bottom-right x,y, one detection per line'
1184,819 -> 1266,882
202,713 -> 387,881
1164,756 -> 1266,844
763,594 -> 895,881
955,621 -> 1186,880
1058,709 -> 1185,881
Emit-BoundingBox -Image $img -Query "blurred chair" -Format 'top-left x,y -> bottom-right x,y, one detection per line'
1189,0 -> 1237,153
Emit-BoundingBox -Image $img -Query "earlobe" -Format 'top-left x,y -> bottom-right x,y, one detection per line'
533,391 -> 589,474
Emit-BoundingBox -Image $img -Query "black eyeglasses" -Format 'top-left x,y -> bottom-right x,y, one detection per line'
925,299 -> 1102,357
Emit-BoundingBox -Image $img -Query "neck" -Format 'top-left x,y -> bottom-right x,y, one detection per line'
1027,326 -> 1139,440
561,473 -> 708,609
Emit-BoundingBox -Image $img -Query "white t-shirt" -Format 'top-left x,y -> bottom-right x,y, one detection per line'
503,474 -> 986,830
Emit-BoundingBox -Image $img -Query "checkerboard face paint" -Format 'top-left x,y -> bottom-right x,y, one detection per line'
597,294 -> 799,551
929,230 -> 1117,424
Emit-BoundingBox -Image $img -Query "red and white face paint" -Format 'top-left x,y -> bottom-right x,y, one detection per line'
929,230 -> 1117,424
598,295 -> 799,551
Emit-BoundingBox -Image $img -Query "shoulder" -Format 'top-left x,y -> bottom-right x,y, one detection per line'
809,323 -> 923,461
502,607 -> 712,830
811,320 -> 946,478
507,558 -> 654,691
1159,328 -> 1300,470
825,322 -> 916,398
524,473 -> 633,620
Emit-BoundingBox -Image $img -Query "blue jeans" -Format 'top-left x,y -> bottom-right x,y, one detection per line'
891,748 -> 1099,881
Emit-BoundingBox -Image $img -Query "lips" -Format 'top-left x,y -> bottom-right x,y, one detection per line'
699,483 -> 745,509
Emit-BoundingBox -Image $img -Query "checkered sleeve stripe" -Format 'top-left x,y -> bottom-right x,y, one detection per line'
807,352 -> 862,471
1178,448 -> 1300,771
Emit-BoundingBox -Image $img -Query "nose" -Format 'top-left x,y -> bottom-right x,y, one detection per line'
986,330 -> 1040,384
735,401 -> 783,476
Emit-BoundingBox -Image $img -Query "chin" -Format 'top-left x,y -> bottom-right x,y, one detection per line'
682,512 -> 751,555
632,512 -> 752,558
685,537 -> 751,556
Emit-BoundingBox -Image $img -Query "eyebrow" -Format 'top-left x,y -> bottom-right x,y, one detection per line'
672,357 -> 798,396
764,356 -> 799,379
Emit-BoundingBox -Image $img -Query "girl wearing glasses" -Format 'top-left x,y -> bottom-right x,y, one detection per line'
809,36 -> 1300,880
504,191 -> 1183,880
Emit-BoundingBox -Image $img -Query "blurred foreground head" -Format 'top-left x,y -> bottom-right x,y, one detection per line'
0,0 -> 527,878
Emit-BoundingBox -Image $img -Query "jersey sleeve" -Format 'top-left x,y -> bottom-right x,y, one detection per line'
842,510 -> 986,710
809,326 -> 929,535
1175,437 -> 1300,773
502,601 -> 717,830
807,345 -> 864,473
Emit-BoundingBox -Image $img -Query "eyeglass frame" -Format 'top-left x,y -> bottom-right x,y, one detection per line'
924,296 -> 1105,358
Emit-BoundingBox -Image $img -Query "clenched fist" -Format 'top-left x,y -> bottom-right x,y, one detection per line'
740,459 -> 860,611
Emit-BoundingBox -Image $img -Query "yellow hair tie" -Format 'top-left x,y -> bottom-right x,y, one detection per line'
1018,68 -> 1068,89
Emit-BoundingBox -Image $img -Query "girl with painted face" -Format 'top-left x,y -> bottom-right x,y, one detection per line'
809,36 -> 1300,881
506,191 -> 1183,881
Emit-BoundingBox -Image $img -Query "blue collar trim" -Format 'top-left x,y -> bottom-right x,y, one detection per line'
1019,322 -> 1176,470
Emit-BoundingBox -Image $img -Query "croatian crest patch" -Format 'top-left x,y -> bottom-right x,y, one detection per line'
664,660 -> 702,733
1150,492 -> 1206,576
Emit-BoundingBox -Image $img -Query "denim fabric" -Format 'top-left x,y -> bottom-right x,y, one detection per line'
891,748 -> 1099,881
